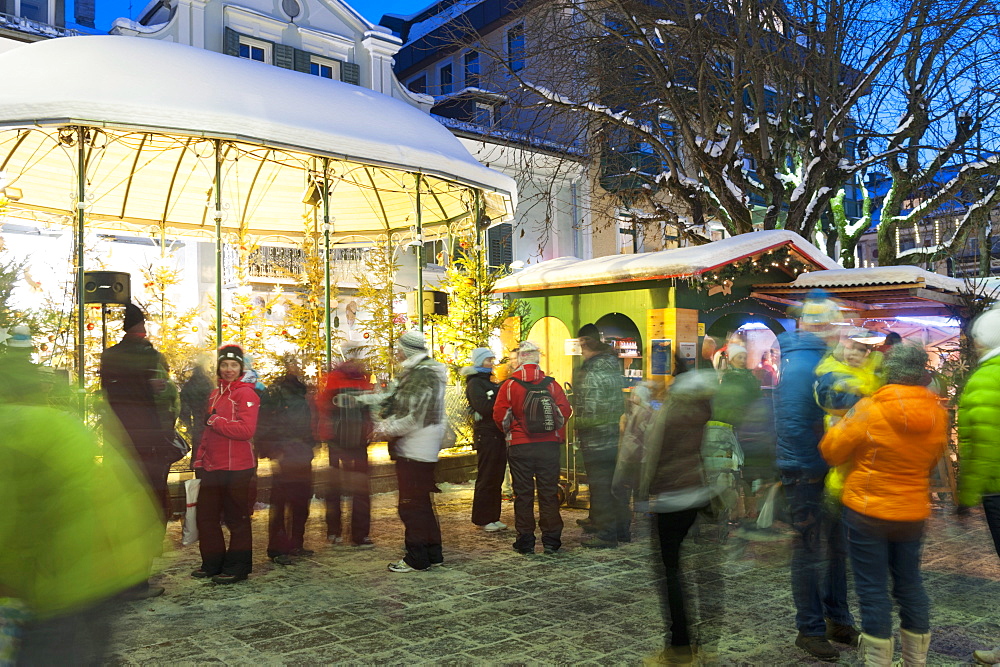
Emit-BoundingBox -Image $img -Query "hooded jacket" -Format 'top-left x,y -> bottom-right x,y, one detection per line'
572,351 -> 625,451
820,384 -> 947,522
957,355 -> 1000,506
316,359 -> 374,446
773,330 -> 830,476
493,363 -> 572,446
463,367 -> 504,436
195,378 -> 260,471
373,352 -> 447,463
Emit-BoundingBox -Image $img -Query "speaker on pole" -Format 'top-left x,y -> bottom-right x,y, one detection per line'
83,271 -> 131,304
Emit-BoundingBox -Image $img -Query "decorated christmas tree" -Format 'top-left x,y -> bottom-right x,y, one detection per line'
427,234 -> 519,379
138,250 -> 201,379
354,235 -> 407,383
211,231 -> 280,362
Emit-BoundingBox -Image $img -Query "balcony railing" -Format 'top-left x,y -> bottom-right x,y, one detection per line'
0,12 -> 84,37
247,246 -> 367,284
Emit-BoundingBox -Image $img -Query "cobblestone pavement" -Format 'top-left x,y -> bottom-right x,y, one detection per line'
110,484 -> 999,665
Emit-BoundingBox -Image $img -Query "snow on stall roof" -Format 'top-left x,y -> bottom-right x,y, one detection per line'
0,36 -> 515,201
493,230 -> 839,293
777,265 -> 965,293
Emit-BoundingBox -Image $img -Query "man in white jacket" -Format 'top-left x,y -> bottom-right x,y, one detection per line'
374,330 -> 448,572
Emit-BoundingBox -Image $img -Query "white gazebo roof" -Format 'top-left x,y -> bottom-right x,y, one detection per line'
0,35 -> 515,242
493,230 -> 839,293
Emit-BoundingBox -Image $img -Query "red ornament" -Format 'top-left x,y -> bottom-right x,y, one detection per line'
255,331 -> 262,338
363,332 -> 370,339
86,322 -> 94,331
40,343 -> 48,351
281,329 -> 288,336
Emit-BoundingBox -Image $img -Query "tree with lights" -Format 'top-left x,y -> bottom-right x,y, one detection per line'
427,236 -> 519,379
353,235 -> 406,383
212,232 -> 280,361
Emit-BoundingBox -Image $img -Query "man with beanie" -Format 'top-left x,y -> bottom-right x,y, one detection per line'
773,290 -> 858,661
100,302 -> 178,599
374,330 -> 448,572
957,306 -> 1000,666
463,347 -> 507,532
494,341 -> 572,555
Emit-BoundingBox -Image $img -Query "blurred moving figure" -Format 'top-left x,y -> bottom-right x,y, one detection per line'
574,336 -> 627,548
957,306 -> 1000,666
494,341 -> 572,555
192,344 -> 260,584
640,365 -> 721,665
375,330 -> 448,572
612,383 -> 654,505
773,291 -> 858,662
259,355 -> 315,564
179,354 -> 215,464
0,359 -> 162,664
317,340 -> 375,548
820,345 -> 946,666
100,302 -> 179,599
463,347 -> 508,533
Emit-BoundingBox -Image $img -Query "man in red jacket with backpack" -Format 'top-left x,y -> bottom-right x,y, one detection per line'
494,341 -> 572,555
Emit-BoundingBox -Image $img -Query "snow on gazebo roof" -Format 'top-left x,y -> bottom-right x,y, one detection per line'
0,36 -> 515,242
493,230 -> 839,293
761,265 -> 966,294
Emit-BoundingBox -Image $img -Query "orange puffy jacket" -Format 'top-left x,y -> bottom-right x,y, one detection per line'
819,384 -> 947,522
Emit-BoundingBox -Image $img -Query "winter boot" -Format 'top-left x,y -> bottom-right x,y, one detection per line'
973,647 -> 1000,665
898,629 -> 930,666
859,633 -> 894,667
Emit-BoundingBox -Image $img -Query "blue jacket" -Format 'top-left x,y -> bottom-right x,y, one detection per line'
773,330 -> 829,476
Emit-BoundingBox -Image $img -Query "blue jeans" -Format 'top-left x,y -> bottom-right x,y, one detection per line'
782,473 -> 853,636
844,507 -> 928,639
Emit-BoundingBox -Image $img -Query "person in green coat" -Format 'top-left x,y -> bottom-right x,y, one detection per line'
957,306 -> 1000,666
0,356 -> 163,664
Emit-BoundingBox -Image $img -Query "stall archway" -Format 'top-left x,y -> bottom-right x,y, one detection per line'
527,316 -> 574,388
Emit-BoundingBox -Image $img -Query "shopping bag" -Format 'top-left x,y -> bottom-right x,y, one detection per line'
182,478 -> 200,546
756,482 -> 781,530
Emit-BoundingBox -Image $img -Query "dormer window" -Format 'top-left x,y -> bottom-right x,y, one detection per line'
238,36 -> 271,63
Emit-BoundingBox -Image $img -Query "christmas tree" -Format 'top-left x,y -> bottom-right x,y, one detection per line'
354,235 -> 407,383
427,235 -> 519,379
138,250 -> 201,380
211,231 -> 280,363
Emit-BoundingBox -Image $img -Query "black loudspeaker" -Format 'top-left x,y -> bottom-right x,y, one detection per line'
83,271 -> 131,304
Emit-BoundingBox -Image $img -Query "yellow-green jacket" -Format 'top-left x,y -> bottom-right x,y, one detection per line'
957,355 -> 1000,506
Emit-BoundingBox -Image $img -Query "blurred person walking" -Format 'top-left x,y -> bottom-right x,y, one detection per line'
820,344 -> 946,666
773,291 -> 858,662
574,336 -> 627,548
494,341 -> 572,555
179,354 -> 215,464
463,347 -> 508,533
640,359 -> 722,665
317,340 -> 375,548
100,302 -> 179,599
259,354 -> 316,564
192,344 -> 260,584
375,330 -> 448,572
0,354 -> 162,664
956,305 -> 1000,666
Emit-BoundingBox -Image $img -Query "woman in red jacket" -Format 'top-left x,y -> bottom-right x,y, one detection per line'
192,344 -> 260,584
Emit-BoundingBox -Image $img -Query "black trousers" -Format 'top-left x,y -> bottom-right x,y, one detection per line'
984,495 -> 1000,559
653,507 -> 721,649
267,458 -> 312,557
396,457 -> 442,570
136,453 -> 173,524
326,445 -> 372,544
17,596 -> 118,666
471,428 -> 507,526
196,468 -> 254,576
581,448 -> 632,542
508,442 -> 563,551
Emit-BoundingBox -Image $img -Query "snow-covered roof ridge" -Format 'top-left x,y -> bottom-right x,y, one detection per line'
778,265 -> 966,293
493,230 -> 839,293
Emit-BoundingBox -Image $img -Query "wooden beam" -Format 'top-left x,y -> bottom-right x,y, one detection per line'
860,307 -> 954,318
910,288 -> 964,306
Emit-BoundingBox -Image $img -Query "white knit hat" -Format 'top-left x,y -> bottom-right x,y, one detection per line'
517,340 -> 541,365
972,306 -> 1000,356
397,329 -> 428,358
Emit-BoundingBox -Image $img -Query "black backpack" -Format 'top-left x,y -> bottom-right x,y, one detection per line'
513,376 -> 564,434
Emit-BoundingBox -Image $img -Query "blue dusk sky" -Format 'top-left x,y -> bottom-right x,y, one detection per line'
93,0 -> 428,32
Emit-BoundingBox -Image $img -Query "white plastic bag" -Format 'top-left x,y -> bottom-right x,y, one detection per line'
182,478 -> 200,546
756,482 -> 781,530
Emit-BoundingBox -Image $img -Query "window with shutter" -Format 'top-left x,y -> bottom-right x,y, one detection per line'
340,62 -> 361,86
293,49 -> 312,74
487,223 -> 513,270
224,27 -> 241,57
